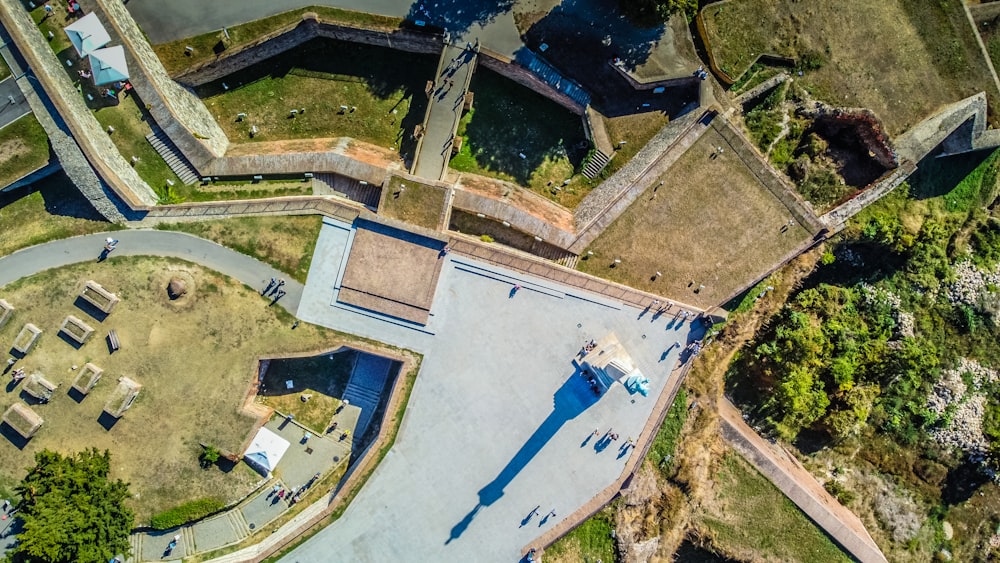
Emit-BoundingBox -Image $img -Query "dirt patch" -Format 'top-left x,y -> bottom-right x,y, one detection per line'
150,266 -> 198,312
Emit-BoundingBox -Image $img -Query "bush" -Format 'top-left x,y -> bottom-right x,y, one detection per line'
480,234 -> 494,243
199,445 -> 221,468
150,497 -> 226,529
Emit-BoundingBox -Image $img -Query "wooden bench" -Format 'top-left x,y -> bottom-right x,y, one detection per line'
107,330 -> 120,353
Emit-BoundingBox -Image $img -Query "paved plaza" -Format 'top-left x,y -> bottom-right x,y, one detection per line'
286,218 -> 702,561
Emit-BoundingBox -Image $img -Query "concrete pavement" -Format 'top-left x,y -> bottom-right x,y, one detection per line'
0,230 -> 303,312
279,218 -> 701,561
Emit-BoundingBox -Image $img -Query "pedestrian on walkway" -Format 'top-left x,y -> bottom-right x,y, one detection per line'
548,509 -> 556,518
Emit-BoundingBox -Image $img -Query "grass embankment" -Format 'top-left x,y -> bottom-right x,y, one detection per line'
648,389 -> 688,477
198,38 -> 432,155
543,506 -> 617,563
0,174 -> 113,257
0,257 -> 351,523
450,69 -> 589,208
152,7 -> 403,75
582,110 -> 670,187
0,54 -> 10,80
380,176 -> 447,230
578,127 -> 811,309
155,215 -> 323,283
696,452 -> 852,562
701,0 -> 1000,134
0,114 -> 50,188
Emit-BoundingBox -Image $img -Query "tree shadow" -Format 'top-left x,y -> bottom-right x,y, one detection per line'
403,0 -> 515,36
941,455 -> 993,505
458,69 -> 588,185
520,0 -> 698,116
445,366 -> 600,544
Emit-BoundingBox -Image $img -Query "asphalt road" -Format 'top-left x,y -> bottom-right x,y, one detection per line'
0,230 -> 304,312
0,78 -> 29,130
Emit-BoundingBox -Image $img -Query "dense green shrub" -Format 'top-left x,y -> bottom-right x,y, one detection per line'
150,498 -> 226,530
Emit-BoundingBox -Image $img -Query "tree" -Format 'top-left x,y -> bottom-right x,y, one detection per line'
619,0 -> 698,26
10,449 -> 133,563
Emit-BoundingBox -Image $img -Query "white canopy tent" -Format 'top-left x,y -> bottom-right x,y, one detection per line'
64,12 -> 110,57
87,45 -> 129,86
243,427 -> 290,476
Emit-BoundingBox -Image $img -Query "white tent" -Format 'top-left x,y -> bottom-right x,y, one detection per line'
64,13 -> 110,57
87,46 -> 129,86
243,427 -> 290,476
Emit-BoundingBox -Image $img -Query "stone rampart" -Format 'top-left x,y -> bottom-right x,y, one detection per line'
0,0 -> 157,208
94,0 -> 228,169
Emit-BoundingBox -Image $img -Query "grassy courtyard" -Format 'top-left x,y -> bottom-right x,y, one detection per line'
0,257 -> 356,523
450,69 -> 589,207
695,452 -> 851,562
198,38 -> 433,156
257,351 -> 356,433
379,176 -> 447,231
578,127 -> 812,308
155,214 -> 323,283
0,114 -> 50,189
152,7 -> 403,75
700,0 -> 1000,134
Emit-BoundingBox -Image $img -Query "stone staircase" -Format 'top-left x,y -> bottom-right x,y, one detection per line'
313,173 -> 381,210
529,242 -> 578,269
144,128 -> 200,185
127,532 -> 142,563
582,149 -> 611,179
341,354 -> 394,439
514,50 -> 591,108
225,510 -> 250,542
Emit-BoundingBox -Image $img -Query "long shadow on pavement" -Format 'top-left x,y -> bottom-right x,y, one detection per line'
445,367 -> 599,544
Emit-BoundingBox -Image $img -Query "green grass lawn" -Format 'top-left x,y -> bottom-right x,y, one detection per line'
647,388 -> 688,478
701,0 -> 1000,134
379,176 -> 447,230
198,38 -> 432,156
0,173 -> 114,258
697,453 -> 852,562
91,91 -> 183,201
155,215 -> 323,283
0,114 -> 50,188
257,350 -> 357,433
581,110 -> 670,188
0,55 -> 9,81
450,69 -> 589,207
181,178 -> 313,202
152,6 -> 403,75
544,506 -> 617,563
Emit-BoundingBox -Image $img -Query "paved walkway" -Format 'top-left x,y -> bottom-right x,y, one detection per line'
0,231 -> 303,312
411,43 -> 477,181
719,400 -> 888,563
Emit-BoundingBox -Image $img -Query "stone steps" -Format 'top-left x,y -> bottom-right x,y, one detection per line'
226,509 -> 250,541
515,50 -> 591,108
582,149 -> 611,179
144,128 -> 200,185
314,173 -> 381,210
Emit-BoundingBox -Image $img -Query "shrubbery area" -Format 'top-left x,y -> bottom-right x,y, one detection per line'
150,497 -> 226,530
726,148 -> 1000,557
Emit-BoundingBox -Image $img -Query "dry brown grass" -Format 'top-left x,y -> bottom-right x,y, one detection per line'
701,0 -> 1000,135
380,176 -> 448,231
0,257 -> 357,523
156,215 -> 322,283
578,127 -> 812,309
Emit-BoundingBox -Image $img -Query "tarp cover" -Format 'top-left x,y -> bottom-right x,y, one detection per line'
64,13 -> 110,57
243,427 -> 290,475
87,45 -> 129,86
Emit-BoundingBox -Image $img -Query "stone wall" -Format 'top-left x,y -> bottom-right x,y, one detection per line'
203,144 -> 392,185
477,50 -> 585,116
94,0 -> 228,169
451,188 -> 577,249
175,16 -> 442,87
0,0 -> 157,209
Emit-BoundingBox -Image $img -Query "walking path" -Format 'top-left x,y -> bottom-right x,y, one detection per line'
0,77 -> 29,130
718,399 -> 889,563
411,43 -> 478,181
0,230 -> 303,312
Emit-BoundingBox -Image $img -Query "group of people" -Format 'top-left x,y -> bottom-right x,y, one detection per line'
9,368 -> 26,383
